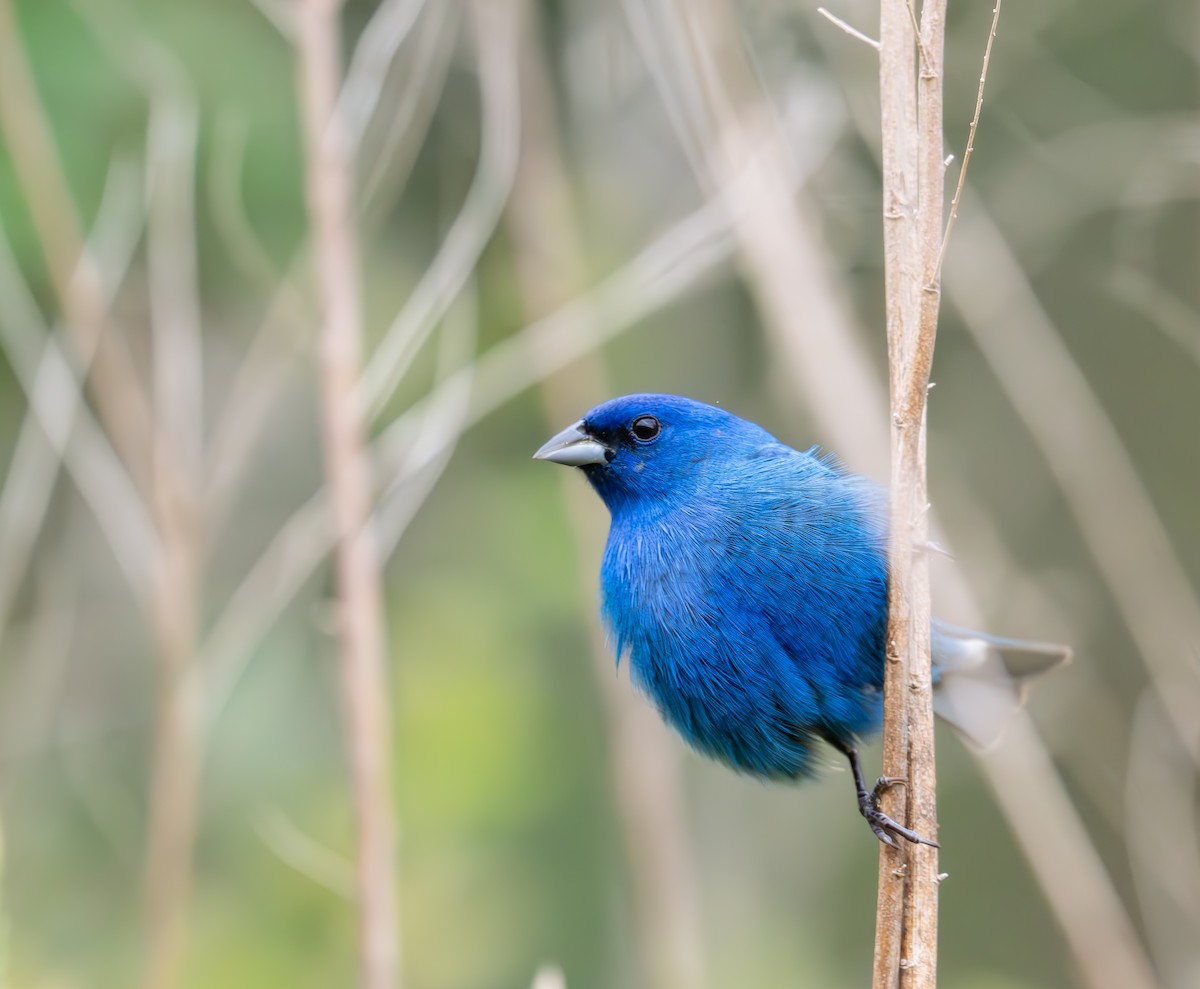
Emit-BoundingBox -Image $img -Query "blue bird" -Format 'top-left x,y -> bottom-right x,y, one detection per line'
534,394 -> 1069,846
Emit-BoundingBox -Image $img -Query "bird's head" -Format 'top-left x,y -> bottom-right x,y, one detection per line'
533,393 -> 773,513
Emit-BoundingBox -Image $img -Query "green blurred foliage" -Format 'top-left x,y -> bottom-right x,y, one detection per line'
0,0 -> 1197,988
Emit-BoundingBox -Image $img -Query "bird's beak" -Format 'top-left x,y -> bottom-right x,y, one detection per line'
533,420 -> 609,467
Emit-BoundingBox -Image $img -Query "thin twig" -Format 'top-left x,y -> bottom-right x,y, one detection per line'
817,7 -> 880,50
0,229 -> 159,600
295,0 -> 399,986
934,0 -> 1002,279
0,157 -> 145,636
904,0 -> 931,77
620,0 -> 712,179
0,0 -> 151,484
255,809 -> 355,900
360,0 -> 458,218
338,0 -> 429,152
374,288 -> 476,557
202,260 -> 308,522
207,111 -> 288,289
363,0 -> 520,416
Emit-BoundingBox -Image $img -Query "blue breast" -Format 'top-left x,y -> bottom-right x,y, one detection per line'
599,475 -> 888,780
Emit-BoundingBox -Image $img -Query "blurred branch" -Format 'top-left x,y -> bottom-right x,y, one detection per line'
363,0 -> 520,416
1109,264 -> 1200,370
360,0 -> 458,220
64,12 -> 214,983
247,0 -> 296,40
507,5 -> 705,988
624,0 -> 888,475
945,201 -> 1200,765
197,291 -> 473,724
339,0 -> 428,153
295,2 -> 399,987
529,966 -> 567,989
2,550 -> 78,761
373,160 -> 750,470
933,489 -> 1159,989
199,96 -> 776,752
208,111 -> 292,290
374,289 -> 475,557
1125,688 -> 1200,989
0,157 -> 146,635
255,808 -> 356,900
0,0 -> 151,482
202,114 -> 311,522
203,262 -> 309,521
620,0 -> 711,177
978,709 -> 1159,989
141,79 -> 206,989
0,229 -> 160,601
209,3 -> 454,517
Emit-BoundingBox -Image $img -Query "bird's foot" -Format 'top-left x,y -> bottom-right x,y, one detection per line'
871,775 -> 907,806
858,777 -> 939,849
834,742 -> 939,849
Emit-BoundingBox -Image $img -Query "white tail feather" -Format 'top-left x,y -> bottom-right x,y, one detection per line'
931,621 -> 1071,749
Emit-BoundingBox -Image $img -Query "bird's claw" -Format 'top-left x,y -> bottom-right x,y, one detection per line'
863,804 -> 939,848
836,743 -> 939,848
871,775 -> 907,808
859,778 -> 939,848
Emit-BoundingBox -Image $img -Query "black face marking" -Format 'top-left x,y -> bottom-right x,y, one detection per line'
581,419 -> 622,451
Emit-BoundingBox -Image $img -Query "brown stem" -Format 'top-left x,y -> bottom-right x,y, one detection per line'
140,102 -> 206,989
141,660 -> 201,989
295,1 -> 399,987
875,0 -> 944,986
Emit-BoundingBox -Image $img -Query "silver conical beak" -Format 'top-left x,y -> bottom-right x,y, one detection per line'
533,420 -> 609,467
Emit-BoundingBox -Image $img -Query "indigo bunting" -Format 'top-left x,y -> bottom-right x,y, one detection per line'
535,393 -> 1069,846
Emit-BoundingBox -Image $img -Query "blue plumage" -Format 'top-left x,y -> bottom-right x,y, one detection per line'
534,394 -> 1068,845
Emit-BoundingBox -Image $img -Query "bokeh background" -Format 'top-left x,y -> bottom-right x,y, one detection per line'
0,0 -> 1197,987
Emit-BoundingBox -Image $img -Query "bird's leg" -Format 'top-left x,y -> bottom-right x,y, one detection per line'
831,739 -> 939,848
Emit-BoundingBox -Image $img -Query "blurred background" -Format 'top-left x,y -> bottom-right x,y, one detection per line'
0,0 -> 1197,987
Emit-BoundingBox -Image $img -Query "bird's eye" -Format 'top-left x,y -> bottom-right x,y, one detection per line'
630,415 -> 661,442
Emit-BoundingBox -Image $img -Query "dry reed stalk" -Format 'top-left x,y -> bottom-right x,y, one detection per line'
874,1 -> 945,986
295,0 -> 399,985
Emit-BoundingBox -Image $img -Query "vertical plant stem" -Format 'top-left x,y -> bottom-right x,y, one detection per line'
902,3 -> 945,986
296,2 -> 399,987
875,0 -> 945,986
140,91 -> 206,989
141,608 -> 201,989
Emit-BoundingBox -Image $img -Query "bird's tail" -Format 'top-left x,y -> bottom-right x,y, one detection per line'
931,620 -> 1071,749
